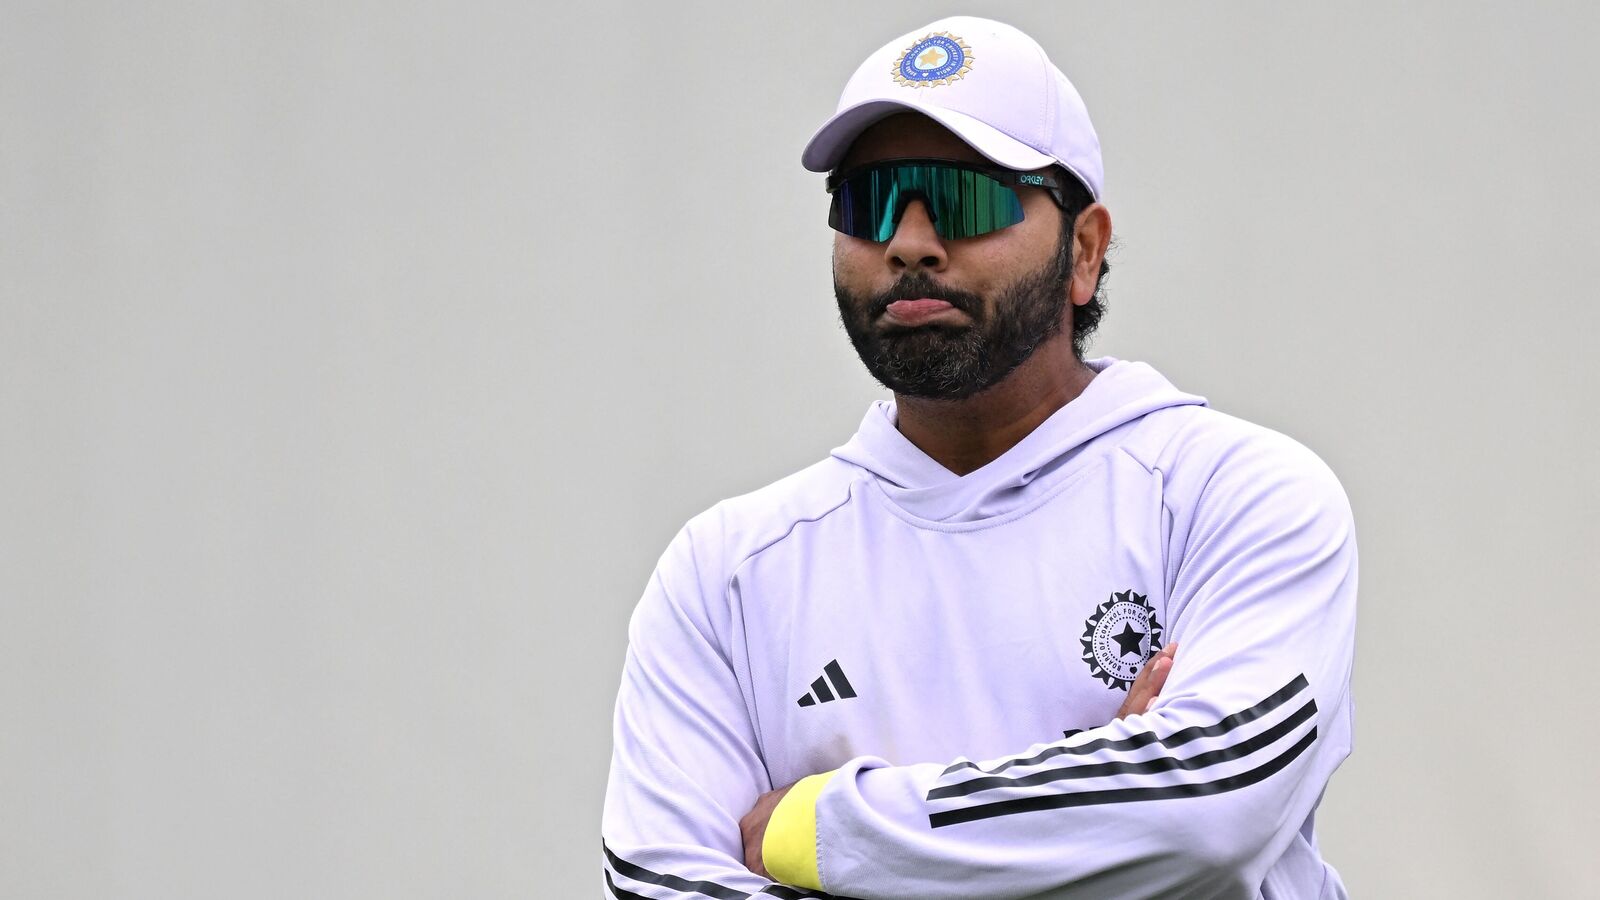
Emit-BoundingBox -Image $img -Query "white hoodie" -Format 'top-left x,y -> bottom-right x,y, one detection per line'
603,358 -> 1357,899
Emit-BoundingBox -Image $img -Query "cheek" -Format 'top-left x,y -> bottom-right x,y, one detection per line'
968,208 -> 1061,275
1020,202 -> 1063,253
831,236 -> 877,286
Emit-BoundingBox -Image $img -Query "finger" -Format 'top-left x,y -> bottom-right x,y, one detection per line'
1115,664 -> 1147,718
1142,644 -> 1178,713
1141,655 -> 1171,713
746,835 -> 768,877
1120,643 -> 1179,719
1116,654 -> 1158,719
739,812 -> 763,875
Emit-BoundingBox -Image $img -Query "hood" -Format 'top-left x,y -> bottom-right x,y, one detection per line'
829,358 -> 1206,523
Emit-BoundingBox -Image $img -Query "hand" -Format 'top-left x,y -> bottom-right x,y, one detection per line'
739,781 -> 796,878
1116,643 -> 1177,719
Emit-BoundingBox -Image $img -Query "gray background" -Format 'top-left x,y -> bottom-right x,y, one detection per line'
3,1 -> 1597,897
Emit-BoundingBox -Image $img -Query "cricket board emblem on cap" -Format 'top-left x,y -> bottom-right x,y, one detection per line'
1081,590 -> 1165,690
892,32 -> 973,88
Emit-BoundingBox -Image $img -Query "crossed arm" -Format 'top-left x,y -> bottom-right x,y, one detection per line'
739,645 -> 1178,879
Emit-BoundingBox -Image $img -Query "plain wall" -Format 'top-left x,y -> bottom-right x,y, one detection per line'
3,1 -> 1597,897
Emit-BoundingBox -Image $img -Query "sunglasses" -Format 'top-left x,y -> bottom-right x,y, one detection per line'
826,158 -> 1067,242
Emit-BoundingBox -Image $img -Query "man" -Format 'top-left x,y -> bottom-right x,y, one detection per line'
602,15 -> 1355,900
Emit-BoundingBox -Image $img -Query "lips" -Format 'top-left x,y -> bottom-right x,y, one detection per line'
883,298 -> 966,327
888,299 -> 952,315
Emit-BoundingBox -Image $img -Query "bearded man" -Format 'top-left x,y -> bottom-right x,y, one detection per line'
602,16 -> 1357,900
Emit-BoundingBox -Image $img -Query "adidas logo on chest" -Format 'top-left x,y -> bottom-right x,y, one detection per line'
796,659 -> 857,707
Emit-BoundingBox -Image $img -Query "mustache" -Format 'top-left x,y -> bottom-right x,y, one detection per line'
865,274 -> 983,321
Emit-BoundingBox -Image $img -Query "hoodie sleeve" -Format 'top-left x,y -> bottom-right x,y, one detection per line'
762,435 -> 1358,899
601,522 -> 845,900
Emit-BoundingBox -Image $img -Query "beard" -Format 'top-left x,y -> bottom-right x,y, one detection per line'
833,239 -> 1073,401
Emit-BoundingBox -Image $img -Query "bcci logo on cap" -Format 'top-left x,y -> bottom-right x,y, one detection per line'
892,32 -> 973,88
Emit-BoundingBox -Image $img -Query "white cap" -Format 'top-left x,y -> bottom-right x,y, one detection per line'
801,16 -> 1104,200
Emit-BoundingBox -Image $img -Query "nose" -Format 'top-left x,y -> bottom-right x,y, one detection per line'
883,199 -> 948,274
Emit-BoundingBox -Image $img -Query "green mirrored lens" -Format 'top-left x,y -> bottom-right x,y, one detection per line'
832,163 -> 1025,241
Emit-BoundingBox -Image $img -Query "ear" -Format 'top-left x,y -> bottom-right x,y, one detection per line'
1068,203 -> 1112,307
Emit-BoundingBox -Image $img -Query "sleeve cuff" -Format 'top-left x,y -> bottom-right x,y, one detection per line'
761,770 -> 837,890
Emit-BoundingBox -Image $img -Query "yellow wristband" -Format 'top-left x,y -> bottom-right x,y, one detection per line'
761,771 -> 837,890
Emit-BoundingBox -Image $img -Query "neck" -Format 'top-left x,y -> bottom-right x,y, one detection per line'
893,339 -> 1097,477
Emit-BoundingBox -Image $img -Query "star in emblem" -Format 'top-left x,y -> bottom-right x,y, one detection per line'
1113,622 -> 1146,658
918,47 -> 945,68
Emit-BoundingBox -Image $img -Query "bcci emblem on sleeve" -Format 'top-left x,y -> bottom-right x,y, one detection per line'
1081,590 -> 1165,689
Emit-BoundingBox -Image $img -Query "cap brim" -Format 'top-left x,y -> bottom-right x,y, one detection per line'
801,98 -> 1056,173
